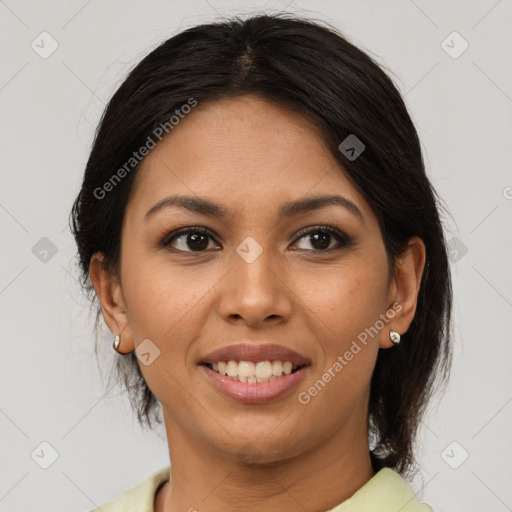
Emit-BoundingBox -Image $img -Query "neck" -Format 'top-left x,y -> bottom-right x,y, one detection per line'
156,411 -> 375,512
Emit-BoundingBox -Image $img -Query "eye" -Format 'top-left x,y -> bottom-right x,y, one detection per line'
159,225 -> 353,254
292,225 -> 352,252
160,227 -> 220,253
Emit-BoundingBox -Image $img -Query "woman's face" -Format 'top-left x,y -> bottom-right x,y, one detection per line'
99,95 -> 411,465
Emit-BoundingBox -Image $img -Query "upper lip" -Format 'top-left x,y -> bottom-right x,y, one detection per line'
200,343 -> 311,366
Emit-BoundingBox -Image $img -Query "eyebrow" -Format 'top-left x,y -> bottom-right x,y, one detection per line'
144,194 -> 364,223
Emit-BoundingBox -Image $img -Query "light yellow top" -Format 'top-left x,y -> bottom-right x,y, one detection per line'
90,465 -> 434,512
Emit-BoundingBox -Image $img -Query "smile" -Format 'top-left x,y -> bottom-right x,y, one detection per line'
200,362 -> 309,404
204,359 -> 303,383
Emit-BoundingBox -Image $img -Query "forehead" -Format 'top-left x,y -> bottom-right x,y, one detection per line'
126,95 -> 372,222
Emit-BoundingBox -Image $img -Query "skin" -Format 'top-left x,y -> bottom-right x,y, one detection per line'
90,95 -> 425,512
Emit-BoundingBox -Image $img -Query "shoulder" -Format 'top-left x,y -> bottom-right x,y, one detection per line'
88,465 -> 171,512
86,465 -> 433,512
328,468 -> 435,512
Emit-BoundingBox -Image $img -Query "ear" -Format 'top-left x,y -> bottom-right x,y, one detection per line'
89,252 -> 135,353
379,236 -> 426,349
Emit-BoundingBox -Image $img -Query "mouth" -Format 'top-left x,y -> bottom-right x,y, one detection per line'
198,342 -> 311,403
201,360 -> 307,383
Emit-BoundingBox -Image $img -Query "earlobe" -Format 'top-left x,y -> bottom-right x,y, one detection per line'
89,252 -> 133,348
379,237 -> 426,349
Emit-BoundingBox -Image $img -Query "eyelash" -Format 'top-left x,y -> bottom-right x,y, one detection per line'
158,224 -> 353,254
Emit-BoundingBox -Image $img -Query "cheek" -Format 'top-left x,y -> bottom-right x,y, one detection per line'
120,244 -> 212,341
301,258 -> 388,335
295,267 -> 385,423
119,248 -> 212,405
295,251 -> 388,387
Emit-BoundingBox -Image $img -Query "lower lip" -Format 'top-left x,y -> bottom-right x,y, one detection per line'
200,364 -> 309,404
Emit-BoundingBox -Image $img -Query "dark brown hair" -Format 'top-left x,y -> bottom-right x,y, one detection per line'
70,12 -> 452,476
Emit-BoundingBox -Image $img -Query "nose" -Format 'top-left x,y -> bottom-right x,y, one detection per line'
217,244 -> 293,328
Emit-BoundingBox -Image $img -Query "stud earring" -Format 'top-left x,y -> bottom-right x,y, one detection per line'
113,334 -> 123,353
389,330 -> 401,345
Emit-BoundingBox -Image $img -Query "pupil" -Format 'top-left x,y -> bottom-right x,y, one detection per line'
188,233 -> 208,251
310,233 -> 330,250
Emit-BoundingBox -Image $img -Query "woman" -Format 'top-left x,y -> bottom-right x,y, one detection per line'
71,13 -> 452,512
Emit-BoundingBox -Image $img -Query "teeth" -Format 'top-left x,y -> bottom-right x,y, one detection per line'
283,361 -> 293,375
256,361 -> 273,379
239,361 -> 255,379
226,360 -> 238,377
272,360 -> 282,376
208,360 -> 300,382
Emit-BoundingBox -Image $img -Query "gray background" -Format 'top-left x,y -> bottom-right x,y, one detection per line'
1,0 -> 511,510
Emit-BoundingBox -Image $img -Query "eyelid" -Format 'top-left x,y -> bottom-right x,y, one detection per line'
293,223 -> 349,242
